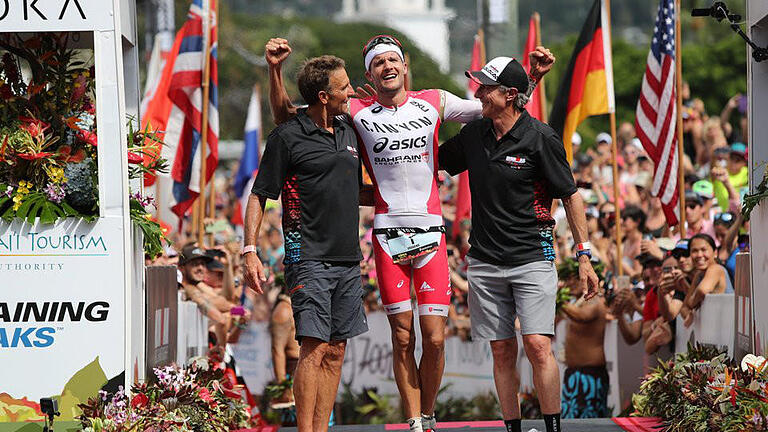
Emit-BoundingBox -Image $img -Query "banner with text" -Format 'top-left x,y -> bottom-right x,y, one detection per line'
0,218 -> 126,425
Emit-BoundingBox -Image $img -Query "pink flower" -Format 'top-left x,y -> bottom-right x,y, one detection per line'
198,387 -> 217,408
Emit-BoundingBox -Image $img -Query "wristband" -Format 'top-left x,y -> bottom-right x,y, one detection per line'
576,242 -> 592,252
231,306 -> 246,316
241,245 -> 257,256
576,250 -> 592,259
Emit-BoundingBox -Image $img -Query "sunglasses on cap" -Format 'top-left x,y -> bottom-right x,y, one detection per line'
714,212 -> 734,224
362,34 -> 402,57
671,249 -> 690,258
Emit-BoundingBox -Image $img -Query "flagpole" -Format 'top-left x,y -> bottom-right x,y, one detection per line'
197,0 -> 215,247
533,12 -> 547,123
207,180 -> 215,245
478,28 -> 486,64
675,0 -> 686,236
603,0 -> 622,276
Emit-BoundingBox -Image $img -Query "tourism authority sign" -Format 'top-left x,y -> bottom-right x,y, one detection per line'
0,217 -> 126,425
0,0 -> 114,32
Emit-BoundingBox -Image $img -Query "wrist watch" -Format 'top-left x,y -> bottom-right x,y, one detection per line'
241,245 -> 258,256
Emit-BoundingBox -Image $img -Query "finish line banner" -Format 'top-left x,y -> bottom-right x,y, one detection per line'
0,218 -> 126,426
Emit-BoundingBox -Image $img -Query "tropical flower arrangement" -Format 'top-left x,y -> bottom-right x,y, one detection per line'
78,356 -> 253,432
632,343 -> 768,432
0,32 -> 168,257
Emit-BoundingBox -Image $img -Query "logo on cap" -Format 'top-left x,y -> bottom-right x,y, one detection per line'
484,64 -> 500,79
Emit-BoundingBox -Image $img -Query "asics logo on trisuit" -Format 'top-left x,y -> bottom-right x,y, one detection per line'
373,135 -> 428,153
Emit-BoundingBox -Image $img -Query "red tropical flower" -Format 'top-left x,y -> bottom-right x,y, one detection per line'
198,387 -> 217,408
57,146 -> 86,163
18,116 -> 50,138
77,130 -> 97,147
127,152 -> 143,164
17,152 -> 54,160
130,392 -> 149,409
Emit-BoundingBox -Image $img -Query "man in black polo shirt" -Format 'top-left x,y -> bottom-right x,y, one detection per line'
439,57 -> 599,432
242,55 -> 368,432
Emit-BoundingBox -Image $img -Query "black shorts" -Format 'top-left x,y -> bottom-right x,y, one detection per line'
285,260 -> 368,343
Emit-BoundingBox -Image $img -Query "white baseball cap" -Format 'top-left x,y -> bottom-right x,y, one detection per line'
572,132 -> 582,146
466,56 -> 529,93
596,132 -> 612,144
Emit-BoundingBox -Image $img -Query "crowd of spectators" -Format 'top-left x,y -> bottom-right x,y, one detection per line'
146,86 -> 750,418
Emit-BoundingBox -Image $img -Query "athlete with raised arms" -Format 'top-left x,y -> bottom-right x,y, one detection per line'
265,35 -> 554,432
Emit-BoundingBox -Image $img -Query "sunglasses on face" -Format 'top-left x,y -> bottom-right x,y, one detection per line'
362,34 -> 403,56
600,212 -> 615,219
686,202 -> 700,209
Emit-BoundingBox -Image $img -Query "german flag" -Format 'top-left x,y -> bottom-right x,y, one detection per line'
549,0 -> 615,163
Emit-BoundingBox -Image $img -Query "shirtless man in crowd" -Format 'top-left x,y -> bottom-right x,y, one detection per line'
559,273 -> 609,418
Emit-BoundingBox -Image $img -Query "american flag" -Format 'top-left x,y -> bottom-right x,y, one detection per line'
163,0 -> 219,223
635,0 -> 679,225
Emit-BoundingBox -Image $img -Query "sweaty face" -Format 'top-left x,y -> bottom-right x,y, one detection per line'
475,84 -> 513,120
366,52 -> 406,95
324,68 -> 354,116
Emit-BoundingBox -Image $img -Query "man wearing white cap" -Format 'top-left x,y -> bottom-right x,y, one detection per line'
440,56 -> 600,432
265,36 -> 554,432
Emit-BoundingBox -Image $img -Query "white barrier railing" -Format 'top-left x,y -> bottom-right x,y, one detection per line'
229,293 -> 738,414
176,292 -> 209,365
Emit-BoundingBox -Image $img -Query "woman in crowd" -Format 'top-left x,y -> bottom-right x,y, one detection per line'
621,205 -> 646,277
595,202 -> 616,272
713,211 -> 742,281
683,233 -> 733,326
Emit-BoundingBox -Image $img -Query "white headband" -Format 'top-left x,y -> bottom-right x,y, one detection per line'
364,43 -> 404,71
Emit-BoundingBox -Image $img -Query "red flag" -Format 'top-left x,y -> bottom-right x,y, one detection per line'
465,33 -> 483,99
454,32 -> 484,240
522,14 -> 545,121
141,34 -> 179,187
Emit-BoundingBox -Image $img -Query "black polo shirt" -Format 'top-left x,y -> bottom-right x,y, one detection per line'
439,110 -> 577,267
252,108 -> 362,264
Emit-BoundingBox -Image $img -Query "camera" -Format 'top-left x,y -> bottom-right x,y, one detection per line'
40,397 -> 60,432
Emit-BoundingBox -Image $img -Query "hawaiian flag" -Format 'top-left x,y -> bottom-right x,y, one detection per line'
549,0 -> 615,163
144,0 -> 219,224
232,86 -> 262,226
635,0 -> 680,225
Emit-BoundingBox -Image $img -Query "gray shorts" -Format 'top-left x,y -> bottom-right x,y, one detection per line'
466,257 -> 557,340
285,260 -> 369,343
